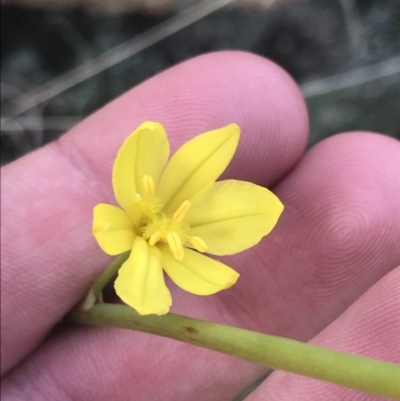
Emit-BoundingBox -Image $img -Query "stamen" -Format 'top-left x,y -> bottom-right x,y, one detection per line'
135,200 -> 156,220
167,231 -> 184,261
190,236 -> 207,253
142,175 -> 156,196
149,231 -> 161,246
172,200 -> 191,223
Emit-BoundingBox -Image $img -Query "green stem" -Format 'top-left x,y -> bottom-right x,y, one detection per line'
68,304 -> 400,399
92,252 -> 129,300
80,253 -> 129,310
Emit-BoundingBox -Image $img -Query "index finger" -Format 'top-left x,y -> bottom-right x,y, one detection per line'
0,51 -> 308,374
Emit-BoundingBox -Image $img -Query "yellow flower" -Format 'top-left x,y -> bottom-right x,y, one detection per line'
92,122 -> 284,315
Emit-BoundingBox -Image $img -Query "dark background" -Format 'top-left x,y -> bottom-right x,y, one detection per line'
1,0 -> 399,165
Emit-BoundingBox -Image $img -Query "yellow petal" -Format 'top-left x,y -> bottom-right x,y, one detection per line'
185,180 -> 284,255
156,124 -> 240,214
114,237 -> 172,315
92,203 -> 136,255
161,245 -> 240,295
112,122 -> 170,222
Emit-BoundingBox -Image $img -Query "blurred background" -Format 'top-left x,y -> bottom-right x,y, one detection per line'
1,0 -> 399,165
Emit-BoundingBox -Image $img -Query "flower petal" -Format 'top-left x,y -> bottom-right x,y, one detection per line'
114,237 -> 172,315
157,124 -> 240,214
185,180 -> 284,255
113,122 -> 170,221
161,245 -> 240,295
92,203 -> 136,255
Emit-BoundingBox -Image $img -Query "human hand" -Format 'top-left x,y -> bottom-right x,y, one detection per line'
1,52 -> 399,401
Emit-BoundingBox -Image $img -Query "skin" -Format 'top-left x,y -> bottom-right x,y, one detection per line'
1,51 -> 399,401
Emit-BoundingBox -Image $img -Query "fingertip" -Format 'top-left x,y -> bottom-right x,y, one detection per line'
312,130 -> 400,154
68,50 -> 309,186
286,130 -> 400,196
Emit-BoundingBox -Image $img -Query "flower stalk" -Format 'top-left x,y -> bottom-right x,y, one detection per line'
92,252 -> 130,300
68,304 -> 400,399
80,252 -> 129,310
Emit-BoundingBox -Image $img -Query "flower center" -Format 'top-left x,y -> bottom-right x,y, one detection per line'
137,175 -> 207,261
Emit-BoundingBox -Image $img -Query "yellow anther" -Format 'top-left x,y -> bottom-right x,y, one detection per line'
142,175 -> 156,196
149,231 -> 162,246
167,231 -> 184,261
172,200 -> 191,223
189,236 -> 207,253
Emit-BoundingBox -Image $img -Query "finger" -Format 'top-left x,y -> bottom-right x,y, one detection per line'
3,133 -> 400,401
246,265 -> 400,401
246,132 -> 400,340
0,51 -> 308,374
172,132 -> 400,338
